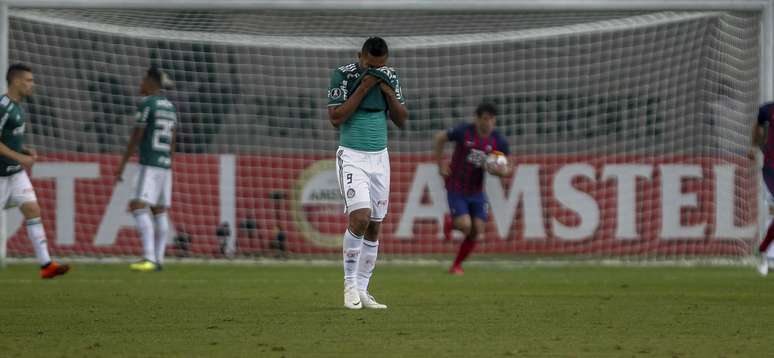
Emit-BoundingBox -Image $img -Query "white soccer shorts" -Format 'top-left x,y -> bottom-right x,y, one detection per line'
134,165 -> 172,208
0,171 -> 37,209
336,146 -> 390,222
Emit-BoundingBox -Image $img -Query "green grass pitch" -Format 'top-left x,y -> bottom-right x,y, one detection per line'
0,263 -> 773,357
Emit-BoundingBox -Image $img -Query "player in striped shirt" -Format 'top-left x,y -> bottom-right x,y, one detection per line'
752,102 -> 774,276
434,103 -> 512,275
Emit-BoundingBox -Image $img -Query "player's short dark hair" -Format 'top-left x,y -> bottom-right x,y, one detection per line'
146,66 -> 163,85
6,63 -> 32,85
475,102 -> 497,117
361,37 -> 389,57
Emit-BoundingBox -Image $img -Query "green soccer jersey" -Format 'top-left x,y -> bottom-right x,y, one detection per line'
327,63 -> 405,152
0,95 -> 27,177
135,95 -> 177,169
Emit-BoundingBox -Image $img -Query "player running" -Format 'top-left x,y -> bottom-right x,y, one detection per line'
115,67 -> 177,272
0,64 -> 69,278
752,101 -> 774,276
434,103 -> 512,275
328,37 -> 408,309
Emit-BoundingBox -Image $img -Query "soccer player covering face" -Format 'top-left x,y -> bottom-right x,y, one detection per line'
115,67 -> 177,272
752,102 -> 774,276
328,37 -> 408,309
0,64 -> 69,278
434,103 -> 512,275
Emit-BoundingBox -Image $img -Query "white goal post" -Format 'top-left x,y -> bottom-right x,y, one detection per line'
0,0 -> 772,265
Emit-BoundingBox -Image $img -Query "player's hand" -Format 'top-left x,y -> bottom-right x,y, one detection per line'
114,166 -> 125,184
359,75 -> 381,91
438,161 -> 451,178
748,147 -> 759,161
18,154 -> 35,170
485,161 -> 509,177
25,147 -> 38,161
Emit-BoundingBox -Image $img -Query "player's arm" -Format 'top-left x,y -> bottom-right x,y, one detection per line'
486,135 -> 513,177
486,156 -> 513,177
169,128 -> 177,161
328,74 -> 381,128
21,145 -> 37,159
0,142 -> 34,168
114,127 -> 144,182
379,75 -> 408,128
750,106 -> 769,160
433,130 -> 450,177
0,110 -> 34,168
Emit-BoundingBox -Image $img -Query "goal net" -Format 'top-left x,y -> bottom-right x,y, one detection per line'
2,8 -> 763,261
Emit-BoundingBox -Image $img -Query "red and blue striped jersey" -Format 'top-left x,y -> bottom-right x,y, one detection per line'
759,102 -> 774,168
446,122 -> 510,195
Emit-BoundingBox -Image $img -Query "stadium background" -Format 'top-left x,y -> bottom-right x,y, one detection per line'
0,3 -> 769,260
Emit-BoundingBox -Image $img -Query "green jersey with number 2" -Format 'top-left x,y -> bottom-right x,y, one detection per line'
136,95 -> 177,169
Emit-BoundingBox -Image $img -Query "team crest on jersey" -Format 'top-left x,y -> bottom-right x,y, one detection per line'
329,88 -> 343,100
347,188 -> 356,198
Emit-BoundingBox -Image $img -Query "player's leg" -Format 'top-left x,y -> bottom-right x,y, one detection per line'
151,206 -> 168,270
355,149 -> 389,309
357,220 -> 386,309
151,169 -> 172,270
758,166 -> 774,276
343,208 -> 370,309
10,172 -> 69,278
337,147 -> 372,309
450,193 -> 489,274
448,191 -> 472,274
445,191 -> 472,241
130,166 -> 160,272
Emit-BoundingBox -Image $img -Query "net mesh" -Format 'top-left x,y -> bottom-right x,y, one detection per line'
3,9 -> 762,260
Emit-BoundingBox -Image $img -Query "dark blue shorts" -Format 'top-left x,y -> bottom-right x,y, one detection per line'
447,191 -> 489,221
763,166 -> 774,196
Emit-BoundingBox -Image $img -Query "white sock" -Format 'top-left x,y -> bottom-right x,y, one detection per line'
26,218 -> 51,266
343,229 -> 362,286
357,240 -> 379,292
154,212 -> 169,265
133,208 -> 155,262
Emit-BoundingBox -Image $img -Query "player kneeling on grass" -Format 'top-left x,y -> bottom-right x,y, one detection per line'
0,64 -> 69,278
434,103 -> 512,275
328,37 -> 408,309
115,67 -> 177,272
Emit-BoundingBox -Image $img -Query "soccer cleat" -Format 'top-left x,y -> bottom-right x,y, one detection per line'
448,264 -> 464,276
129,260 -> 158,272
40,261 -> 70,279
344,283 -> 362,310
443,214 -> 453,241
759,257 -> 770,277
359,291 -> 387,309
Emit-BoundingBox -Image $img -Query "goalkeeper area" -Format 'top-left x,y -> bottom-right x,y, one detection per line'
1,1 -> 774,356
0,2 -> 770,263
1,263 -> 773,357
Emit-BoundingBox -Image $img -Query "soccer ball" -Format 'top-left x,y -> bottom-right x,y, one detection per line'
486,151 -> 507,170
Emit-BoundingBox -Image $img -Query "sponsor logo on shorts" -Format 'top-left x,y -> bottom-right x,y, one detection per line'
376,200 -> 387,207
347,189 -> 356,198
